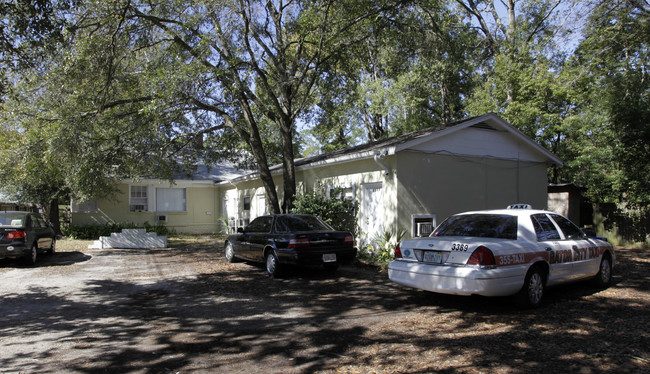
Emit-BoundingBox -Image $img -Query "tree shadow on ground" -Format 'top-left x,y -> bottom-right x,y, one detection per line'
0,251 -> 91,268
0,246 -> 647,373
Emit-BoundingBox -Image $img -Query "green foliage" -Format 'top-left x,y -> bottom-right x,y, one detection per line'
357,229 -> 406,268
309,1 -> 478,148
62,222 -> 171,240
563,1 -> 650,204
291,188 -> 357,235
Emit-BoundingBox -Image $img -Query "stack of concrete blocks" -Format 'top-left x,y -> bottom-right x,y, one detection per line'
88,229 -> 167,249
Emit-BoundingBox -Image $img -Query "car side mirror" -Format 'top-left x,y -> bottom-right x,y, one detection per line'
237,227 -> 244,234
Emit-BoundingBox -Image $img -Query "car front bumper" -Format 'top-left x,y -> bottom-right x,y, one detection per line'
387,260 -> 526,297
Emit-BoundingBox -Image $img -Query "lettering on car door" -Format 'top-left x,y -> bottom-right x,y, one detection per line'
531,213 -> 573,282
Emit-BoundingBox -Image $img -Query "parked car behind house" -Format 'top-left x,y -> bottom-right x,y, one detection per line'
224,214 -> 357,277
0,211 -> 56,265
388,205 -> 615,307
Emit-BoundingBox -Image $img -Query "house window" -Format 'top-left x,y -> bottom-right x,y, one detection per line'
328,184 -> 355,200
130,186 -> 148,212
156,188 -> 186,212
243,196 -> 251,211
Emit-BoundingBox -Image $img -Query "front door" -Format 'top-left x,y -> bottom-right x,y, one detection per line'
361,182 -> 383,242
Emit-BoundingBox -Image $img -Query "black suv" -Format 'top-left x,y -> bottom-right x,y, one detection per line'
0,211 -> 56,265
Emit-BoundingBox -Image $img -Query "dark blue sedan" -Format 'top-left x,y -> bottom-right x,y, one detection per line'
224,214 -> 357,277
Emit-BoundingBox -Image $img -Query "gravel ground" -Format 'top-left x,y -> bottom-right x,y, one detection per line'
0,238 -> 648,374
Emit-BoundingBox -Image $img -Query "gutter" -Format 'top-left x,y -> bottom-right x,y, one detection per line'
374,150 -> 390,176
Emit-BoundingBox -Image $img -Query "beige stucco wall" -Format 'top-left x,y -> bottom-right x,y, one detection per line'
72,182 -> 223,234
220,149 -> 549,242
221,159 -> 393,238
295,157 -> 397,243
395,151 -> 549,231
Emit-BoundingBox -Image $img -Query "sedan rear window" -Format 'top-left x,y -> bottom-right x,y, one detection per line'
275,215 -> 333,233
434,214 -> 518,240
0,213 -> 26,227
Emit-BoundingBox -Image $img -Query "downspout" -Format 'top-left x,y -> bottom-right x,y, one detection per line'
374,150 -> 390,176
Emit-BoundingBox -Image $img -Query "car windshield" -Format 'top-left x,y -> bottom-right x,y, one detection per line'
0,213 -> 26,227
275,215 -> 333,232
433,214 -> 518,240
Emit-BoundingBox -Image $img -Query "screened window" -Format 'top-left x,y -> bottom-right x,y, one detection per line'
243,196 -> 251,211
130,186 -> 148,212
156,188 -> 186,212
531,214 -> 561,241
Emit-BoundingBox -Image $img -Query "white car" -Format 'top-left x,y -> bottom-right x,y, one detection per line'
387,205 -> 615,307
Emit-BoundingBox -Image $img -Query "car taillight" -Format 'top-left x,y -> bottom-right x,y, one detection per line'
467,246 -> 495,266
7,231 -> 26,240
394,242 -> 402,258
289,238 -> 310,248
344,235 -> 354,245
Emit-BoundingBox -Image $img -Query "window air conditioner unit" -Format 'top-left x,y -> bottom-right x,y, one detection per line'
417,222 -> 434,237
156,214 -> 167,222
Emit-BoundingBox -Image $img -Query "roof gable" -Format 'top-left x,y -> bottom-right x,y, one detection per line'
232,113 -> 562,182
400,114 -> 562,164
296,113 -> 562,169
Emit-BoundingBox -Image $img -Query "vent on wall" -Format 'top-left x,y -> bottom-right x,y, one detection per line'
471,122 -> 498,131
156,214 -> 167,222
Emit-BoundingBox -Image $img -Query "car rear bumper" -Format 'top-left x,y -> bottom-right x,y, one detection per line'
0,244 -> 29,259
277,247 -> 357,266
387,260 -> 526,297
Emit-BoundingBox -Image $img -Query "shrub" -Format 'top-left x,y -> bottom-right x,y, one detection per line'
357,229 -> 406,268
291,188 -> 357,234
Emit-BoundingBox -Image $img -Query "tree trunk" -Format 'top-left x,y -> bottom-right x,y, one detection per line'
48,197 -> 61,235
234,108 -> 282,214
279,122 -> 296,213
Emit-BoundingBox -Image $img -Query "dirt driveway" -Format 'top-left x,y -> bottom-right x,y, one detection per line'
0,238 -> 648,374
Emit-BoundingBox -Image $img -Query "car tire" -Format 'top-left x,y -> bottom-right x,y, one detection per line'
224,242 -> 240,263
265,251 -> 283,278
592,254 -> 612,288
47,239 -> 56,255
515,265 -> 545,308
25,244 -> 37,266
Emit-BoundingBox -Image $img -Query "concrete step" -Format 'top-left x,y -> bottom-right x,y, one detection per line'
88,229 -> 167,249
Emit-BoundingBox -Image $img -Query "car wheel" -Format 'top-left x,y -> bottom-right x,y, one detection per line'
47,239 -> 56,255
515,265 -> 545,308
25,244 -> 37,266
224,242 -> 239,263
265,251 -> 283,278
592,254 -> 612,288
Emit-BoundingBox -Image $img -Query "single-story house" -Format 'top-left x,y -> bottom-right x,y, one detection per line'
70,163 -> 246,234
0,192 -> 34,212
71,113 -> 563,242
